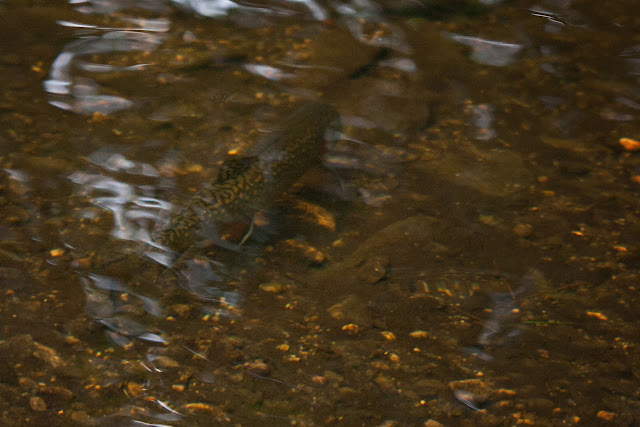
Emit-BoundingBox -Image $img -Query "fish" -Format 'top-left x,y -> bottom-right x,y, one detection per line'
154,102 -> 341,254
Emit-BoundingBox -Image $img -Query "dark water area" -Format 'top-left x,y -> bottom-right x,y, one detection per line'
1,0 -> 639,425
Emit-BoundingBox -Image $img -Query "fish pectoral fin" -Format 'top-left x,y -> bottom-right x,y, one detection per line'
237,216 -> 254,246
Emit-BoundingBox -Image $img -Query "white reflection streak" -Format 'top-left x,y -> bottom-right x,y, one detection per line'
443,32 -> 523,66
69,167 -> 169,242
58,18 -> 170,32
335,0 -> 411,53
91,179 -> 134,240
3,168 -> 30,183
380,57 -> 417,73
243,64 -> 296,81
134,197 -> 172,210
471,103 -> 497,141
171,0 -> 276,16
45,24 -> 166,114
285,0 -> 328,21
152,399 -> 184,418
76,61 -> 151,73
528,8 -> 566,26
171,0 -> 238,16
89,152 -> 160,176
132,421 -> 174,427
69,0 -> 171,14
46,53 -> 74,95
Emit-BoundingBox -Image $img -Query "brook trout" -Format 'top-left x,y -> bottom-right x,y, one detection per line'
154,102 -> 340,253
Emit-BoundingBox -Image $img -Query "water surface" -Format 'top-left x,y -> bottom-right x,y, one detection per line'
1,0 -> 639,425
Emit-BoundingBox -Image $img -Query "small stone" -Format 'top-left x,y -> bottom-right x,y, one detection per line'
284,354 -> 301,362
381,331 -> 396,341
357,255 -> 389,285
182,402 -> 222,415
328,294 -> 372,327
259,282 -> 287,293
280,239 -> 327,265
18,377 -> 38,389
292,200 -> 336,231
32,341 -> 64,369
374,374 -> 396,393
409,330 -> 430,339
596,410 -> 615,421
153,356 -> 180,369
69,410 -> 91,423
30,396 -> 47,412
64,335 -> 80,345
341,323 -> 359,334
336,387 -> 356,401
312,376 -> 326,385
246,359 -> 270,376
40,386 -> 73,400
513,223 -> 533,237
49,248 -> 65,257
323,370 -> 344,385
619,137 -> 640,151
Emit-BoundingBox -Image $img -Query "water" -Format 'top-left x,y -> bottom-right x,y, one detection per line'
0,0 -> 639,425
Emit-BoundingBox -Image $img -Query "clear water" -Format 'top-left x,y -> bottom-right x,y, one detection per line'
0,0 -> 639,425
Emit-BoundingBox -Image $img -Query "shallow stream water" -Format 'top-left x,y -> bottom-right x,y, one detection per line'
0,0 -> 639,425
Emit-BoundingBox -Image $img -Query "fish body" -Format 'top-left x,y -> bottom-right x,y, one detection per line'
155,103 -> 340,253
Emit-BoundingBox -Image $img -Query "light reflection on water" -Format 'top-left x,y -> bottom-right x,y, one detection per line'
45,29 -> 166,114
68,166 -> 168,242
43,0 -> 413,115
68,142 -> 249,333
442,32 -> 523,67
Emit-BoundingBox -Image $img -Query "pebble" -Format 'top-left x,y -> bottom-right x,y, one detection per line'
40,385 -> 73,400
596,410 -> 616,421
357,255 -> 389,284
327,294 -> 372,327
513,223 -> 533,237
279,239 -> 327,264
152,355 -> 180,369
259,282 -> 288,293
292,199 -> 336,231
29,396 -> 47,412
246,359 -> 270,376
374,374 -> 396,393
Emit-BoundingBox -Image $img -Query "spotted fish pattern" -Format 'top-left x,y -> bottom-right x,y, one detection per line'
154,103 -> 340,253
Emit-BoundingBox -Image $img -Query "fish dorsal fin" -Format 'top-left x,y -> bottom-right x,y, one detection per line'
216,155 -> 258,183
